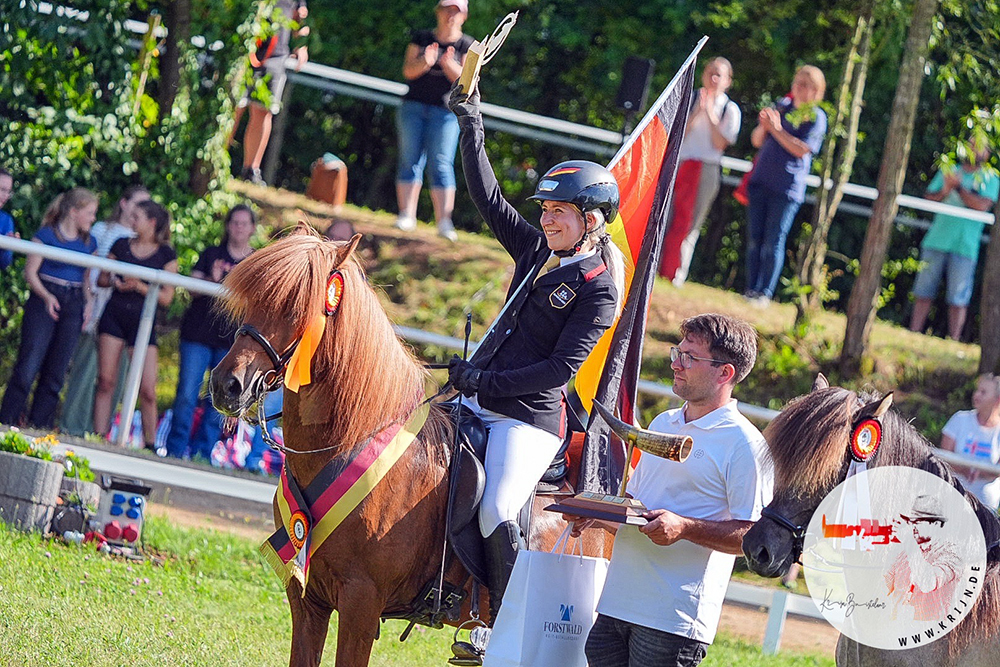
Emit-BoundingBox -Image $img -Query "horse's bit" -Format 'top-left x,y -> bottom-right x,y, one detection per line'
759,506 -> 807,565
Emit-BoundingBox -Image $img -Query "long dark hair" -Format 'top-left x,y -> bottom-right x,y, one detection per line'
219,204 -> 257,248
110,185 -> 149,224
136,200 -> 172,245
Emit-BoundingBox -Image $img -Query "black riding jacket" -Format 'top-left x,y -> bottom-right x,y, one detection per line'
458,112 -> 618,437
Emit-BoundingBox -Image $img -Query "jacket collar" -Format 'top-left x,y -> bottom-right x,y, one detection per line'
534,251 -> 606,287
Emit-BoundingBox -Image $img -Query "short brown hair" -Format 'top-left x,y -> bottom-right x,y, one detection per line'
680,313 -> 758,383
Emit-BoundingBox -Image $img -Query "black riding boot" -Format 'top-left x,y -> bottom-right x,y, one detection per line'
485,520 -> 525,625
449,521 -> 525,666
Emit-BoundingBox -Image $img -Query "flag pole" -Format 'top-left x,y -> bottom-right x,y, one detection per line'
608,36 -> 709,170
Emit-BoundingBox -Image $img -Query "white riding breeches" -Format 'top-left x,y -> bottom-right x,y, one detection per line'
464,396 -> 563,537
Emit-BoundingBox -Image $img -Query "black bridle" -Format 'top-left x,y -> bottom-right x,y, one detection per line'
759,506 -> 808,565
235,323 -> 300,389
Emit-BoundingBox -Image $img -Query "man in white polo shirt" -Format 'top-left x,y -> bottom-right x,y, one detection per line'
581,313 -> 772,666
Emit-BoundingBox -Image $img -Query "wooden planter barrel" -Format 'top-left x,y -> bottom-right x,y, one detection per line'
0,450 -> 65,532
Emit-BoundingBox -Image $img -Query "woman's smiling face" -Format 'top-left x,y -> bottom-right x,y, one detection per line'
539,200 -> 586,252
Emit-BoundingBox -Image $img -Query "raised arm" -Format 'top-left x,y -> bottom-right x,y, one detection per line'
448,84 -> 539,257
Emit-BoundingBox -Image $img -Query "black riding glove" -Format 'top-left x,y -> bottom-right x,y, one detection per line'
448,81 -> 481,120
448,355 -> 482,397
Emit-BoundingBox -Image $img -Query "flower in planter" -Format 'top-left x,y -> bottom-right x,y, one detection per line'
0,429 -> 53,461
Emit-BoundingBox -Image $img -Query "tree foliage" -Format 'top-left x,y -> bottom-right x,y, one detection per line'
0,0 -> 257,376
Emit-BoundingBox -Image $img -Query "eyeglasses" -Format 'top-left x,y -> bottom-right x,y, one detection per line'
670,346 -> 723,369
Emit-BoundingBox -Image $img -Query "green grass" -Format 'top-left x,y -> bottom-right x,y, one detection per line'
0,518 -> 832,666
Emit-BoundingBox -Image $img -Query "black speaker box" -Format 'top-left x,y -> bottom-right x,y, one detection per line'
615,56 -> 656,113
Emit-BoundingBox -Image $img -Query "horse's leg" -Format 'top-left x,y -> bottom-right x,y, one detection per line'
333,581 -> 384,667
287,582 -> 334,667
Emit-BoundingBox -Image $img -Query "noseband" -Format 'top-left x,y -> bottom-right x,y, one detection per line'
236,323 -> 300,391
760,506 -> 807,565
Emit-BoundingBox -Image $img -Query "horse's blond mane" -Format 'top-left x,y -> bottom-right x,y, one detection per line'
221,228 -> 426,448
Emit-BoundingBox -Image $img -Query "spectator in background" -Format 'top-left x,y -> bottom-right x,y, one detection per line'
394,0 -> 473,243
94,201 -> 177,450
61,185 -> 150,436
939,374 -> 1000,510
0,167 -> 18,269
744,65 -> 827,306
323,217 -> 356,242
659,58 -> 741,287
908,145 -> 999,340
0,188 -> 97,428
165,204 -> 257,461
230,0 -> 309,186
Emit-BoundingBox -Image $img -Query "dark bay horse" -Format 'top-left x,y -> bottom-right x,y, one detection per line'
743,374 -> 1000,666
209,229 -> 608,666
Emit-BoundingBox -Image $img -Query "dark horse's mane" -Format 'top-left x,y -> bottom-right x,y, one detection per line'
764,386 -> 1000,655
220,228 -> 449,453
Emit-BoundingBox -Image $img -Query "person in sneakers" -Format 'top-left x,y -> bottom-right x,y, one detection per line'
394,0 -> 474,242
658,57 -> 741,287
230,0 -> 309,185
446,81 -> 627,662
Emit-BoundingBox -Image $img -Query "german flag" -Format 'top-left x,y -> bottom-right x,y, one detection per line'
575,39 -> 704,493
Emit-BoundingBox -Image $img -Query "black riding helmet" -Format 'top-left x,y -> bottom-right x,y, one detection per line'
529,160 -> 620,256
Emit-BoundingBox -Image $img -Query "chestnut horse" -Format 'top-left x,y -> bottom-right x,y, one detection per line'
743,375 -> 1000,666
209,229 -> 608,666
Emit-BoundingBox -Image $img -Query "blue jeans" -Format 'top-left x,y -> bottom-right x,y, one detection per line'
0,284 -> 85,428
165,340 -> 228,460
586,614 -> 707,667
396,100 -> 460,188
911,247 -> 977,306
246,389 -> 283,472
745,182 -> 802,298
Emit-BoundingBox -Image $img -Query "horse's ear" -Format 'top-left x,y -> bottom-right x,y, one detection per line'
812,373 -> 829,392
872,392 -> 893,419
333,233 -> 362,265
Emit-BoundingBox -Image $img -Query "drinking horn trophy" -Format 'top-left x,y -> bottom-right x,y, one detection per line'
591,400 -> 693,463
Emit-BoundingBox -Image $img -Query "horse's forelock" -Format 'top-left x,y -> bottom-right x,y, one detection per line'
763,387 -> 856,496
221,231 -> 349,339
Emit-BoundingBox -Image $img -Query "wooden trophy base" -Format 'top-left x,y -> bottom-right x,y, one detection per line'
545,491 -> 649,526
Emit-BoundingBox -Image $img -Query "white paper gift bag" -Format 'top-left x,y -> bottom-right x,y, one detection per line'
484,527 -> 609,667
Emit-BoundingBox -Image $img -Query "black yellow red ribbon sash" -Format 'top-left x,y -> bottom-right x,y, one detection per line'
260,402 -> 429,591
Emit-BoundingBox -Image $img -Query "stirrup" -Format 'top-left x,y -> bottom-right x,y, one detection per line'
448,618 -> 490,666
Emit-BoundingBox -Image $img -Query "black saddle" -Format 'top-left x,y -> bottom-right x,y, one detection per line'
439,401 -> 534,587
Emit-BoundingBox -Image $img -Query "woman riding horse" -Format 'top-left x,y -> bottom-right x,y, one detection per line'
447,81 -> 626,644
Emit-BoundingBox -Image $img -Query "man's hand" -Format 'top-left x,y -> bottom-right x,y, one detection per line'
448,81 -> 481,118
565,515 -> 596,538
639,508 -> 688,546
